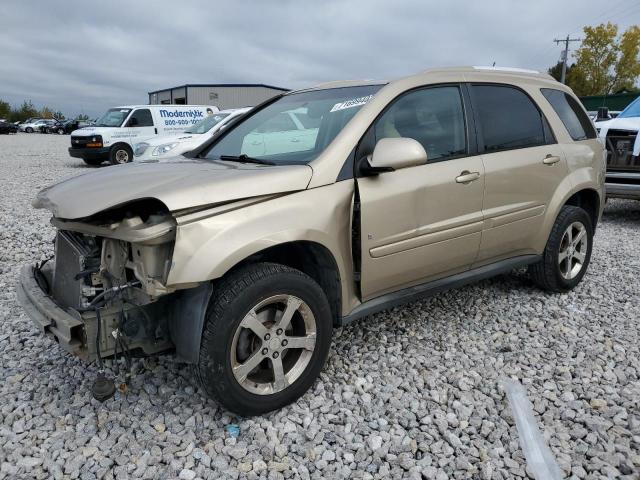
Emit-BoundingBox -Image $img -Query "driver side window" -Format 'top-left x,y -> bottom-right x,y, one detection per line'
375,86 -> 467,162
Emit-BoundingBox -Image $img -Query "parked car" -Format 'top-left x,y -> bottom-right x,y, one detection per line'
19,119 -> 55,133
0,120 -> 18,134
17,67 -> 604,415
595,98 -> 640,200
36,119 -> 61,133
587,108 -> 621,122
45,119 -> 90,135
134,108 -> 251,161
69,104 -> 219,166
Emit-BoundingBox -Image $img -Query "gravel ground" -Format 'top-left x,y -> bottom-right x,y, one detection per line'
0,133 -> 639,480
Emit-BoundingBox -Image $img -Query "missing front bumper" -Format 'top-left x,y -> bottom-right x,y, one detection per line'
16,264 -> 173,361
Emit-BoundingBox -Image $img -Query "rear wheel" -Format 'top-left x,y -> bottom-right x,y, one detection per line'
25,127 -> 33,133
194,263 -> 333,416
529,205 -> 593,292
109,144 -> 133,165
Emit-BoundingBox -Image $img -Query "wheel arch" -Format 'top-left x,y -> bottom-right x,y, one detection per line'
230,240 -> 343,326
563,188 -> 601,232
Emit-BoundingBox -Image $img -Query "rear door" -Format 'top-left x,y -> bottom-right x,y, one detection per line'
357,84 -> 485,300
469,84 -> 567,263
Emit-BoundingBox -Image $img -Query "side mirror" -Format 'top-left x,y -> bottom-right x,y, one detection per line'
128,117 -> 139,127
361,137 -> 428,175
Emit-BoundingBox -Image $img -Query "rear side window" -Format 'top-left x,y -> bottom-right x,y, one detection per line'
127,109 -> 154,127
541,88 -> 597,140
472,85 -> 547,152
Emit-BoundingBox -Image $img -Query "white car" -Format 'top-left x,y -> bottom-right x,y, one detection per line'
19,119 -> 53,133
134,108 -> 251,161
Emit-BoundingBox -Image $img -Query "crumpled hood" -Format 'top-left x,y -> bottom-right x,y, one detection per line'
34,158 -> 313,219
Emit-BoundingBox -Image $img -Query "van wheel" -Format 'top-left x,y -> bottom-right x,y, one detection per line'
529,205 -> 593,292
194,263 -> 333,416
109,145 -> 133,165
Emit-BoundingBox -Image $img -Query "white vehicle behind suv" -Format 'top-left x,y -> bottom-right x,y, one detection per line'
134,108 -> 251,161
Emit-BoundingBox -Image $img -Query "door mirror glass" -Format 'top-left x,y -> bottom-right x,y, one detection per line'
367,137 -> 428,172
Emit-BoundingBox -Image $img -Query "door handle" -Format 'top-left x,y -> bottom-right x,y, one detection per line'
455,171 -> 480,184
290,138 -> 300,143
543,154 -> 560,165
251,141 -> 262,145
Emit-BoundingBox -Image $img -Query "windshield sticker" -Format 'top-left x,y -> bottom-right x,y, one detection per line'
330,95 -> 374,113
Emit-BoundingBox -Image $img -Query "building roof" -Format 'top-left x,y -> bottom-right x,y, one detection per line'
148,83 -> 290,95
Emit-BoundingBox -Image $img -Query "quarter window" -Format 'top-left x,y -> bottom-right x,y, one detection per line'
541,88 -> 597,140
472,85 -> 546,152
374,86 -> 467,161
127,109 -> 154,127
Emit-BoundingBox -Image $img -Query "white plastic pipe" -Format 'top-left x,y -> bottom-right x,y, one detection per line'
502,379 -> 563,480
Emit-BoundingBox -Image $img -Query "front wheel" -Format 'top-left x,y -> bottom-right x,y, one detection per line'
57,128 -> 65,135
109,145 -> 133,165
194,263 -> 333,416
529,205 -> 593,292
25,127 -> 33,133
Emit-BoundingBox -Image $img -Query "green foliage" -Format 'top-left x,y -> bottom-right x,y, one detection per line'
0,100 -> 10,119
10,100 -> 39,122
53,111 -> 65,121
570,23 -> 640,96
76,113 -> 89,121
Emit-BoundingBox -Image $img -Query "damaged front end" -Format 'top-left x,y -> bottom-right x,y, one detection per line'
17,200 -> 198,362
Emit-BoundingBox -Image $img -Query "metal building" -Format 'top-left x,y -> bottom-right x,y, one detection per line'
148,84 -> 289,109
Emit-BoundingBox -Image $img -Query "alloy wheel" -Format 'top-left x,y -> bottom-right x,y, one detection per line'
558,221 -> 588,280
230,294 -> 317,395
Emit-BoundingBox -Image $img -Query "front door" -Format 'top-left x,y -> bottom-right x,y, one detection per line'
357,85 -> 485,300
468,84 -> 568,263
124,108 -> 156,143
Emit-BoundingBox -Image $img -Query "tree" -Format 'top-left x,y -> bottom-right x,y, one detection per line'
10,100 -> 39,122
40,106 -> 54,119
76,113 -> 89,121
53,111 -> 65,121
0,99 -> 10,119
571,23 -> 640,96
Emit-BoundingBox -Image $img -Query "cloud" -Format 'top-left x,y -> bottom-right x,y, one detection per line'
0,0 -> 638,117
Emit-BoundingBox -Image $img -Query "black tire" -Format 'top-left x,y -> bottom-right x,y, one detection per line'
57,128 -> 65,135
83,158 -> 104,166
529,205 -> 593,292
109,144 -> 133,165
194,262 -> 333,416
25,127 -> 33,133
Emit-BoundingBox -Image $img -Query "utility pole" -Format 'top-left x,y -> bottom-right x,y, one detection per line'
553,35 -> 581,84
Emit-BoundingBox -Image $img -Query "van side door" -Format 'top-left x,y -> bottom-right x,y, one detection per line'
125,108 -> 156,143
357,85 -> 485,300
469,84 -> 567,264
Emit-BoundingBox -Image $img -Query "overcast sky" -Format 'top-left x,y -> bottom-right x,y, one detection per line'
1,0 -> 638,118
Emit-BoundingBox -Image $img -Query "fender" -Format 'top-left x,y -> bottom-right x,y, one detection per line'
166,181 -> 361,316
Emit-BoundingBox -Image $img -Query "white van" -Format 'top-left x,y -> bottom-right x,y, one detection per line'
69,104 -> 218,165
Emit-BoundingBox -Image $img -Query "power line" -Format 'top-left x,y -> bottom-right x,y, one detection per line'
553,35 -> 581,84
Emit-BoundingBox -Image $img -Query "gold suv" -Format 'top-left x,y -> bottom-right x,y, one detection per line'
18,67 -> 605,415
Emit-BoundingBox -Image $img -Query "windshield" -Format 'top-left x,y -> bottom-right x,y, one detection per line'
184,113 -> 230,134
618,97 -> 640,118
95,108 -> 132,127
204,85 -> 383,165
